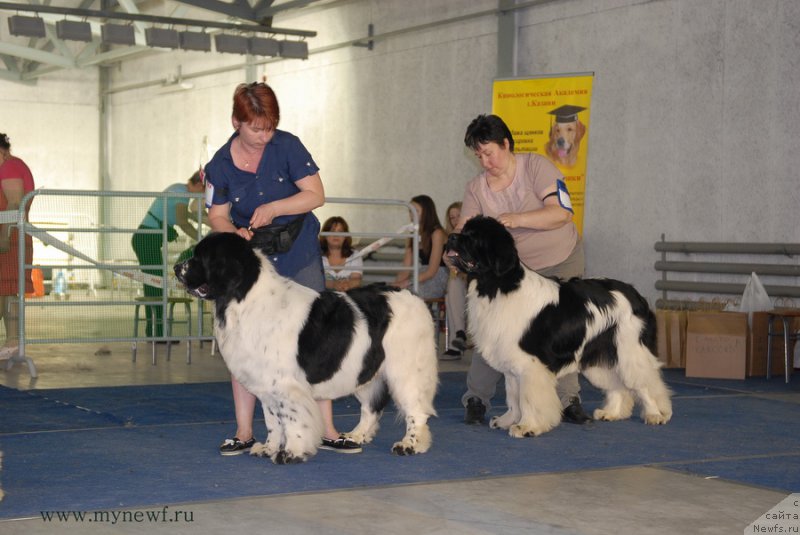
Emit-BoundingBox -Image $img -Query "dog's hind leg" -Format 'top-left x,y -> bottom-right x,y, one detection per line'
582,367 -> 634,421
616,341 -> 673,425
380,300 -> 438,455
387,376 -> 436,455
626,359 -> 672,425
392,410 -> 432,456
346,378 -> 390,445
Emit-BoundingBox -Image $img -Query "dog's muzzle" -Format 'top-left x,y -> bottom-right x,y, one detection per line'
445,234 -> 477,274
173,261 -> 211,300
173,260 -> 188,283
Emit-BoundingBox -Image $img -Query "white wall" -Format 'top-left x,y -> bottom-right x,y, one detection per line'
515,0 -> 800,301
0,69 -> 99,191
105,0 -> 497,233
2,0 -> 798,304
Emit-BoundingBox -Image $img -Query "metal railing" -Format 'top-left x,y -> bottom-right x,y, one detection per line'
654,234 -> 800,309
4,192 -> 421,378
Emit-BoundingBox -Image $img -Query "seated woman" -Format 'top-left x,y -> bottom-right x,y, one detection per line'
320,216 -> 363,291
392,195 -> 448,299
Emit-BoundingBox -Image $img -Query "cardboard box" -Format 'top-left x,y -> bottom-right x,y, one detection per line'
685,311 -> 748,379
656,309 -> 687,368
747,310 -> 798,377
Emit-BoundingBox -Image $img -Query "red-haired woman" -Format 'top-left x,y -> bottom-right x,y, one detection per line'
204,83 -> 360,455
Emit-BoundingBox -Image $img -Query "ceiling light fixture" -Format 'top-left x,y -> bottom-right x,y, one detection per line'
249,36 -> 280,57
215,34 -> 249,55
8,14 -> 46,38
101,23 -> 135,45
145,27 -> 179,49
179,31 -> 211,52
55,20 -> 92,42
279,40 -> 308,60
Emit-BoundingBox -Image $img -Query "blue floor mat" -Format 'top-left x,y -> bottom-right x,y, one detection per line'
0,370 -> 798,519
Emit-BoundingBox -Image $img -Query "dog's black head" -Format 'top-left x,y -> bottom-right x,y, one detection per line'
174,232 -> 260,306
444,216 -> 524,297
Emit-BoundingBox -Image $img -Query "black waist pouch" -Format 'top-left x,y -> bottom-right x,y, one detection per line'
249,214 -> 306,255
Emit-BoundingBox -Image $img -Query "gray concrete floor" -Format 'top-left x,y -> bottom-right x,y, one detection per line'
0,341 -> 791,534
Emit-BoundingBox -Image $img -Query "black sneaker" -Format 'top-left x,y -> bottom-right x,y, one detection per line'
319,436 -> 362,454
439,348 -> 462,361
219,437 -> 255,456
464,397 -> 486,425
562,397 -> 593,424
451,330 -> 469,351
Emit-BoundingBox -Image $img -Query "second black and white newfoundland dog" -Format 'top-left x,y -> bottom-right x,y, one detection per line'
445,216 -> 672,438
174,232 -> 438,464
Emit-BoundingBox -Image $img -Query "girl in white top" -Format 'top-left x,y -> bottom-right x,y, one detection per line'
320,216 -> 363,291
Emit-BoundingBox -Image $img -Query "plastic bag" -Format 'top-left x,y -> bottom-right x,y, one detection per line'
738,272 -> 772,323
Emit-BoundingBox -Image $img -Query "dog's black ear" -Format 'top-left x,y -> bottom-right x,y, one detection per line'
490,246 -> 518,276
476,216 -> 520,276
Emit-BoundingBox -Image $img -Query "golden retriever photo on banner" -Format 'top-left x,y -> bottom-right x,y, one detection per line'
545,104 -> 587,167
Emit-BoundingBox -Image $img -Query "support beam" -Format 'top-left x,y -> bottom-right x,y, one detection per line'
172,0 -> 255,21
497,0 -> 517,78
0,2 -> 316,36
256,0 -> 325,18
0,42 -> 75,68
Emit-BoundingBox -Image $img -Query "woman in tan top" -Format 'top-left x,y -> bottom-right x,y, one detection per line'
455,114 -> 591,426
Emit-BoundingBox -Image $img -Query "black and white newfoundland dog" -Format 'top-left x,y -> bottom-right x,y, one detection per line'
445,216 -> 672,438
174,232 -> 438,464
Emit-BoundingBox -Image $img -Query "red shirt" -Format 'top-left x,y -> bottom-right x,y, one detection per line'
0,156 -> 35,211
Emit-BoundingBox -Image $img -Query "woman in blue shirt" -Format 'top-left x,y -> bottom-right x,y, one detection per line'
205,82 -> 360,456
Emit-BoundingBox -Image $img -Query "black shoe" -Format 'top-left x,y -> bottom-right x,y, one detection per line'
464,397 -> 486,425
562,397 -> 593,424
219,437 -> 255,456
319,436 -> 362,454
451,330 -> 468,351
439,348 -> 462,361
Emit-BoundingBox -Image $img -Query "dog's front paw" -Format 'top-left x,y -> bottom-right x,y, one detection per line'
391,439 -> 428,456
508,423 -> 550,438
489,412 -> 515,430
342,430 -> 375,445
249,441 -> 274,458
594,409 -> 625,422
272,449 -> 310,465
643,412 -> 671,425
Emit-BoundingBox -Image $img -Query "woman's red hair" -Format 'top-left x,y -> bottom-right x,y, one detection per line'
232,82 -> 280,129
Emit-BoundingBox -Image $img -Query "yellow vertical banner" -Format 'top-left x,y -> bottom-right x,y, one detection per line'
492,74 -> 594,234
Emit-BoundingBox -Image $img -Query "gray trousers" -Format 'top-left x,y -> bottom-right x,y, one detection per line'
445,273 -> 467,347
461,237 -> 585,410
